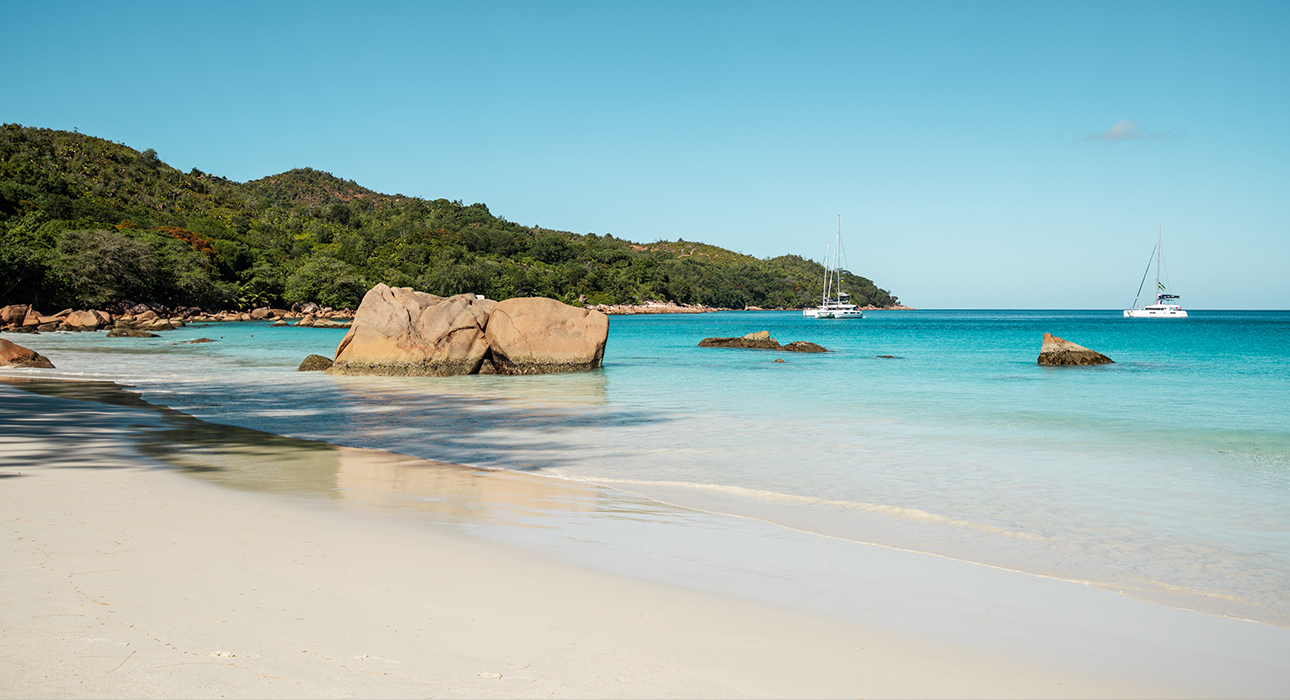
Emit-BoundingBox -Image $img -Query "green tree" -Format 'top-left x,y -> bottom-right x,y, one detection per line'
285,257 -> 367,308
50,229 -> 157,307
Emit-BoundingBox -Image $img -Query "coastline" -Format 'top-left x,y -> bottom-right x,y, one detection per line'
583,301 -> 916,314
4,378 -> 1290,697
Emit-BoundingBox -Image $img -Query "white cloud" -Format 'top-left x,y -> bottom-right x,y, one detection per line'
1087,119 -> 1143,142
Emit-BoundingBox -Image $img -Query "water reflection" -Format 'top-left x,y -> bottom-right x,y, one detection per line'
328,369 -> 612,406
333,447 -> 597,527
1,376 -> 602,528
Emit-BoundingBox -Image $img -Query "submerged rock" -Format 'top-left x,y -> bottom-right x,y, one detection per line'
699,332 -> 828,352
1037,333 -> 1114,366
782,341 -> 827,353
0,338 -> 55,368
698,331 -> 782,350
297,354 -> 334,372
106,328 -> 160,338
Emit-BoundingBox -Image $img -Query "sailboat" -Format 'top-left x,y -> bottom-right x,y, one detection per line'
802,217 -> 864,319
1124,227 -> 1187,318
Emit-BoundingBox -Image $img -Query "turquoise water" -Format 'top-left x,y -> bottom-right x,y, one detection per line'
5,310 -> 1289,624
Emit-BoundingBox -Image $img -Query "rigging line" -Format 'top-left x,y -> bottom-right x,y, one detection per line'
0,274 -> 31,299
1132,242 -> 1157,309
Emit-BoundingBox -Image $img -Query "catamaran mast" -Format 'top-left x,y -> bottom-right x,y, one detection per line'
1161,225 -> 1171,300
834,215 -> 841,304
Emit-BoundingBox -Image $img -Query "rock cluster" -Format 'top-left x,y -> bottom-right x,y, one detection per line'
0,305 -> 114,333
0,302 -> 356,335
0,338 -> 55,368
1037,333 -> 1114,365
586,300 -> 722,315
327,284 -> 608,376
698,331 -> 828,353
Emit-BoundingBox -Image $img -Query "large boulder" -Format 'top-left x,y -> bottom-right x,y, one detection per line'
327,284 -> 497,376
0,304 -> 28,325
0,338 -> 54,368
62,310 -> 110,330
485,297 -> 609,375
1037,333 -> 1113,366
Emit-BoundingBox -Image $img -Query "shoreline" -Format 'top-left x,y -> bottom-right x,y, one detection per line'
4,377 -> 1290,697
583,302 -> 917,315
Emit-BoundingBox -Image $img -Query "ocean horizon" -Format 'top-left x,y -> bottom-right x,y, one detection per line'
4,308 -> 1288,628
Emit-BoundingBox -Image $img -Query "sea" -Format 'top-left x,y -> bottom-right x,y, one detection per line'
4,309 -> 1289,627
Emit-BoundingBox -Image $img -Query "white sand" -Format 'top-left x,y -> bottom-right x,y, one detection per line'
3,383 -> 1290,698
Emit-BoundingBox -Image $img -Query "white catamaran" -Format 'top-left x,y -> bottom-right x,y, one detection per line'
1124,226 -> 1187,318
803,217 -> 864,319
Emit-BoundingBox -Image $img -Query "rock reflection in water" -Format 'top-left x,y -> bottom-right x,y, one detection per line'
333,447 -> 597,527
1,375 -> 602,531
138,393 -> 601,528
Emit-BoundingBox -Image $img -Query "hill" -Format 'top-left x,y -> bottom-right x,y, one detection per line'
0,124 -> 898,311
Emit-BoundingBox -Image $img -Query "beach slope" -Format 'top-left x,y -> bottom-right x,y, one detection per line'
0,385 -> 1281,698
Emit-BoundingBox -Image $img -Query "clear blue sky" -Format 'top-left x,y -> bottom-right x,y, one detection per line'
4,1 -> 1287,308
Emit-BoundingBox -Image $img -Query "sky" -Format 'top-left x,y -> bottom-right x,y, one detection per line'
3,1 -> 1287,309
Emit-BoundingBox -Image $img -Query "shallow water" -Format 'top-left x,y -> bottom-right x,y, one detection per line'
4,309 -> 1288,625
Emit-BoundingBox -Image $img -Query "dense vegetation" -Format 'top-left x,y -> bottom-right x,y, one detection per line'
0,124 -> 898,311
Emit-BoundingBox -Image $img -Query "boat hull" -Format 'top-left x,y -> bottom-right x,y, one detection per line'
804,307 -> 864,319
1124,307 -> 1188,318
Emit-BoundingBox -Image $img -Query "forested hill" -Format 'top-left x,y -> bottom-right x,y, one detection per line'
0,124 -> 899,311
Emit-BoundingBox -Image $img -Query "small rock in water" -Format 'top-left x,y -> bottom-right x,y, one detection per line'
774,358 -> 786,363
1037,333 -> 1113,366
782,341 -> 827,353
297,354 -> 334,372
698,333 -> 828,352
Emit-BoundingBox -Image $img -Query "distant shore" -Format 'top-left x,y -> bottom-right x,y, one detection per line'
584,301 -> 917,315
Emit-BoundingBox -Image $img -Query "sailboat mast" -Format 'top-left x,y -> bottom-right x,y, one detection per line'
835,215 -> 841,304
1161,224 -> 1171,296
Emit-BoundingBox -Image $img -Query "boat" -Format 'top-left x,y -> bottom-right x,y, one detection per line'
803,217 -> 864,320
1124,226 -> 1187,318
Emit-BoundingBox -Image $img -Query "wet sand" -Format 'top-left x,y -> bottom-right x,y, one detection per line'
2,379 -> 1289,698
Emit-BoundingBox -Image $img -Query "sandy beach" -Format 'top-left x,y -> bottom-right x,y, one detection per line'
3,380 -> 1290,698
